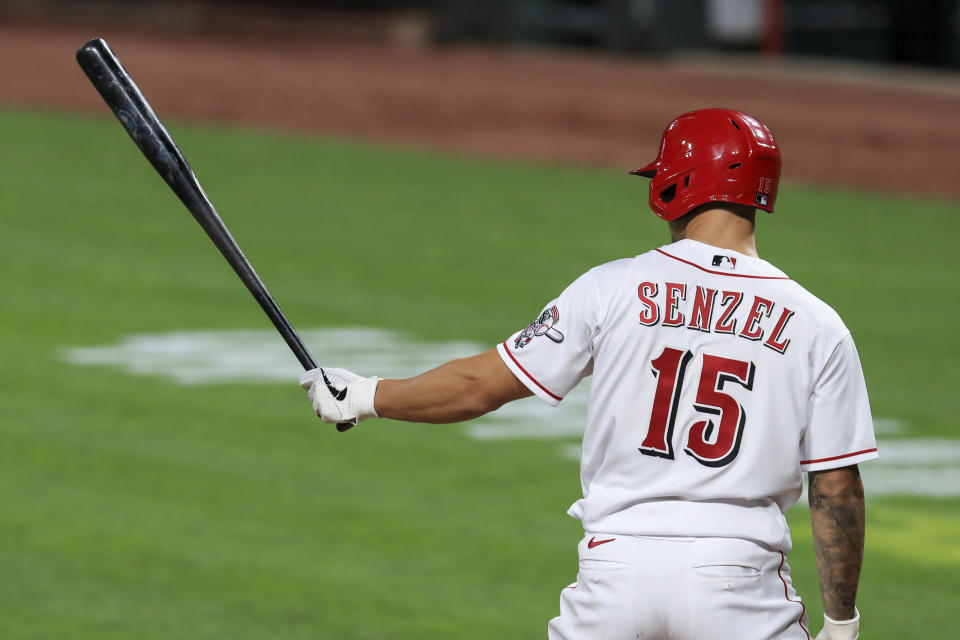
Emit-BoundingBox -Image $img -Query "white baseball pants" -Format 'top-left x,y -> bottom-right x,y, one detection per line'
548,534 -> 811,640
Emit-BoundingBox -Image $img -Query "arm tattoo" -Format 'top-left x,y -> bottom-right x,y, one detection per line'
808,465 -> 865,621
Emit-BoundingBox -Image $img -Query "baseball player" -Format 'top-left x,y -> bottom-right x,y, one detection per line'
299,108 -> 877,640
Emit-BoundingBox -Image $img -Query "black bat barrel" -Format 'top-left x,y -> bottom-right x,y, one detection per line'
75,38 -> 319,373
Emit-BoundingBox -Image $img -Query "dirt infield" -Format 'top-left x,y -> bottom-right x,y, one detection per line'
2,21 -> 959,199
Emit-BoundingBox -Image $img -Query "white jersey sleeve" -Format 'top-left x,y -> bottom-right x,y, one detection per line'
800,332 -> 878,472
496,269 -> 599,406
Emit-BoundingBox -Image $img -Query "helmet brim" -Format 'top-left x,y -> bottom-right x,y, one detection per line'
629,162 -> 657,178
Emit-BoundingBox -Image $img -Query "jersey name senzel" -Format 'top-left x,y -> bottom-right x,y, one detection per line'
637,281 -> 795,354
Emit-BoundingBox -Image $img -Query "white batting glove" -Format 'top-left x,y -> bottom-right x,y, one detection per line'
298,367 -> 380,427
815,609 -> 860,640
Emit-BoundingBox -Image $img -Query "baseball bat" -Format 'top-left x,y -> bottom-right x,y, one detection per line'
76,38 -> 352,430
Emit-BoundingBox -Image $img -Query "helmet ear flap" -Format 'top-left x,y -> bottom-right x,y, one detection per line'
656,171 -> 693,210
660,173 -> 690,204
659,183 -> 677,204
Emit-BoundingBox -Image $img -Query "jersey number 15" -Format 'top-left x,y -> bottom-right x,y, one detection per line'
640,347 -> 756,468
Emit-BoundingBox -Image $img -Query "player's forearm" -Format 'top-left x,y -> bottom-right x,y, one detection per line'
808,465 -> 865,621
375,360 -> 493,423
374,349 -> 531,424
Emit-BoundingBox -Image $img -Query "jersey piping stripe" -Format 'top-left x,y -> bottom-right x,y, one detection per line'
778,551 -> 811,640
655,249 -> 791,280
501,341 -> 563,401
800,448 -> 878,465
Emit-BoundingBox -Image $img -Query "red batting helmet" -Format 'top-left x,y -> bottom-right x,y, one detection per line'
631,108 -> 782,221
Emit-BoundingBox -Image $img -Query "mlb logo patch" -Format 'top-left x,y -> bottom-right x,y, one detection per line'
712,255 -> 737,270
755,193 -> 769,206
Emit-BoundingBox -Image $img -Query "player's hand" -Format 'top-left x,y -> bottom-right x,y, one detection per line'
815,610 -> 859,640
299,367 -> 380,427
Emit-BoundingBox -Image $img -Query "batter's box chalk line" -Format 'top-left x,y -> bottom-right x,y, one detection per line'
62,328 -> 952,498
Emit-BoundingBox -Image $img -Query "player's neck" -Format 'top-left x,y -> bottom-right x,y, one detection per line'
669,206 -> 759,258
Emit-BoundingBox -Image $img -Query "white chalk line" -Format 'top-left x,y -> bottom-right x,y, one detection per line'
62,328 -> 956,498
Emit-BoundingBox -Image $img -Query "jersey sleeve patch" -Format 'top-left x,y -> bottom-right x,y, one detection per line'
496,270 -> 598,406
514,305 -> 565,349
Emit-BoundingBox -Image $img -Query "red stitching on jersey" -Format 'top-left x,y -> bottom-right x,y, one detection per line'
655,249 -> 791,280
778,551 -> 811,640
800,448 -> 878,466
501,341 -> 563,401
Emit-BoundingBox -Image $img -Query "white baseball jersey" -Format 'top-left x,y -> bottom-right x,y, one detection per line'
497,239 -> 877,551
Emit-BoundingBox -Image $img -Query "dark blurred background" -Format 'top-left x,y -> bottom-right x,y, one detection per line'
2,0 -> 958,67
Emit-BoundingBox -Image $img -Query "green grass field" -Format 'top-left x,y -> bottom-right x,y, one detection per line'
1,108 -> 958,638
